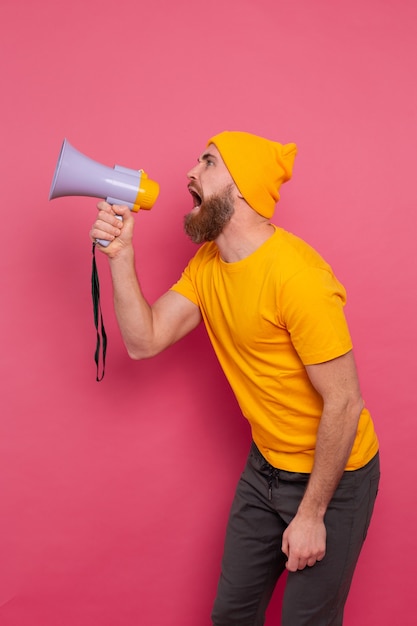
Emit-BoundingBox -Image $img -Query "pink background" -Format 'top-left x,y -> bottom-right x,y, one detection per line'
1,0 -> 416,624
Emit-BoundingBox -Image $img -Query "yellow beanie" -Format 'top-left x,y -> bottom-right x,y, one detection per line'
208,131 -> 297,218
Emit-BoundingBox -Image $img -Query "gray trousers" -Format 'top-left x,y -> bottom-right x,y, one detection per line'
212,443 -> 380,626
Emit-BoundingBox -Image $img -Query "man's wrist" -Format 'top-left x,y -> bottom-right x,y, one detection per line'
296,495 -> 327,521
107,242 -> 135,262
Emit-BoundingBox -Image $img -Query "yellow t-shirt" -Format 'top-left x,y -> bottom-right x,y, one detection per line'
171,226 -> 378,472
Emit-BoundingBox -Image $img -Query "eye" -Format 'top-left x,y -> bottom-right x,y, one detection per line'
197,154 -> 216,168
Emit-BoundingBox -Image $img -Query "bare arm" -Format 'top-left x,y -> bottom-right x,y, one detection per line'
90,202 -> 202,359
281,350 -> 364,571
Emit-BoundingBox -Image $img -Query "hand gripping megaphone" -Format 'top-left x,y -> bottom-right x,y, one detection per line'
49,139 -> 159,246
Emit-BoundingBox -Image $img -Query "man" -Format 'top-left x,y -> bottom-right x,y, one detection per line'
90,131 -> 380,626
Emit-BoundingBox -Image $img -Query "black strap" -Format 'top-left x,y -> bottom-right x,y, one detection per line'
91,243 -> 107,381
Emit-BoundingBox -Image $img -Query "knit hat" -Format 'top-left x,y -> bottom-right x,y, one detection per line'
207,131 -> 297,218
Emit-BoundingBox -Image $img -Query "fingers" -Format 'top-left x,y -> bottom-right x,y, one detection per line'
90,202 -> 131,247
284,550 -> 326,572
91,216 -> 121,244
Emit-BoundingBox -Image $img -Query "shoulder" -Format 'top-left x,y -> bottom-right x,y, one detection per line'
273,227 -> 331,272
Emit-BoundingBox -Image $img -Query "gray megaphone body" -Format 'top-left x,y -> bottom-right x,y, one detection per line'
49,139 -> 159,246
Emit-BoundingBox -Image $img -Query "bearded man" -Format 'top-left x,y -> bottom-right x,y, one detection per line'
90,131 -> 379,626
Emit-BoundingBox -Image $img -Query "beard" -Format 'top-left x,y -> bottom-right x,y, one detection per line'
184,184 -> 235,244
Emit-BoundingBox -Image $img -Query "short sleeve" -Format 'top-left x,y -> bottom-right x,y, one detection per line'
279,267 -> 353,365
170,261 -> 200,307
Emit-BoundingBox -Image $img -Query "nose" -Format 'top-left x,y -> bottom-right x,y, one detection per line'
187,161 -> 200,180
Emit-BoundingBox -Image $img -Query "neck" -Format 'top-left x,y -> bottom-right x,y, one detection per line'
215,207 -> 275,263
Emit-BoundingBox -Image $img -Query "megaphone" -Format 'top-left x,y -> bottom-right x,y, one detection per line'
49,139 -> 159,246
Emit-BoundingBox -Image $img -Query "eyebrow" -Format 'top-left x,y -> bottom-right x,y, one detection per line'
198,151 -> 217,163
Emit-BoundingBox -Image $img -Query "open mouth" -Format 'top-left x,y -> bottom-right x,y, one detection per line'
188,185 -> 202,208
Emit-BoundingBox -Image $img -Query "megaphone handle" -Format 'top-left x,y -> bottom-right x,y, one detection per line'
96,206 -> 123,247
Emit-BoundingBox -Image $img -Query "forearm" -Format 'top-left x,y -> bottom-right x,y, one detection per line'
108,246 -> 156,359
298,397 -> 363,519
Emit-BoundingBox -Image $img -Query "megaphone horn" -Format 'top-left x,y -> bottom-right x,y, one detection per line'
49,139 -> 159,246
